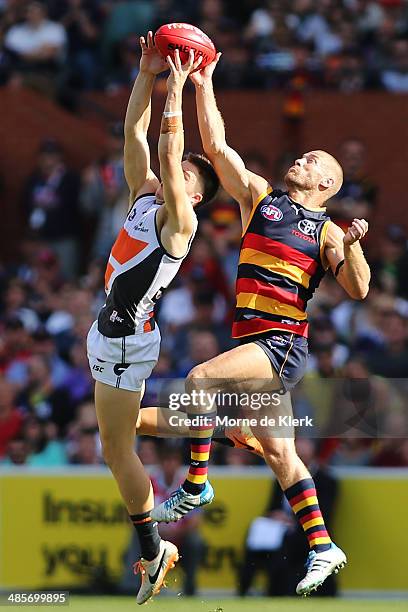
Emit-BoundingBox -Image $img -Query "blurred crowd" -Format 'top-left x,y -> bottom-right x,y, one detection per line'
0,0 -> 408,101
1,127 -> 408,471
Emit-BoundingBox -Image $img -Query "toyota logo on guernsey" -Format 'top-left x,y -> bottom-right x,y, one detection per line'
260,204 -> 283,222
298,219 -> 317,235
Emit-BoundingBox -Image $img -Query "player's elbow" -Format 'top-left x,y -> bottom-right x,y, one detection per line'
348,284 -> 369,300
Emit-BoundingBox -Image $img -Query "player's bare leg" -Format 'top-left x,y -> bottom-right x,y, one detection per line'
250,380 -> 346,595
95,382 -> 178,603
151,342 -> 280,522
151,343 -> 346,594
136,406 -> 263,456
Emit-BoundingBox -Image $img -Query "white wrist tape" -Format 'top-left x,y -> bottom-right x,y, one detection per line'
163,111 -> 182,118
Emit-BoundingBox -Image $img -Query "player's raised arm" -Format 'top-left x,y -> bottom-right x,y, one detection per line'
190,56 -> 269,216
124,31 -> 167,203
324,219 -> 370,299
158,50 -> 203,234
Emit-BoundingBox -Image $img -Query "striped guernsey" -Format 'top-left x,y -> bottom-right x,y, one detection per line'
232,187 -> 330,339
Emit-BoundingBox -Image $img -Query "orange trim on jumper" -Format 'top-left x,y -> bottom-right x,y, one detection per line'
241,185 -> 273,237
104,262 -> 114,290
319,220 -> 331,271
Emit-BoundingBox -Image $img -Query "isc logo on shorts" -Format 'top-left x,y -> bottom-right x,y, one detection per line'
260,204 -> 283,222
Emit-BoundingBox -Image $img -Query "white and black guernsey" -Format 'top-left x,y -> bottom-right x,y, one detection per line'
98,193 -> 196,338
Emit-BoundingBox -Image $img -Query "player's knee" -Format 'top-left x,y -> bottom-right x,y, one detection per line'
99,434 -> 122,469
186,363 -> 212,389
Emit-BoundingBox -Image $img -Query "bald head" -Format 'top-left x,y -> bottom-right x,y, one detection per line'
285,150 -> 344,206
313,150 -> 343,197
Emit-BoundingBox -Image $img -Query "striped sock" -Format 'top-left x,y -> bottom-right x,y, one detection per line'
129,511 -> 161,560
183,411 -> 216,495
284,477 -> 332,553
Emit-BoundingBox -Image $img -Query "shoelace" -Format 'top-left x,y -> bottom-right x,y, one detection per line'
133,560 -> 145,576
164,488 -> 185,510
305,551 -> 317,570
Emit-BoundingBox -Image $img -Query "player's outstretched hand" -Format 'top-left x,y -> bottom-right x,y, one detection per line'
343,218 -> 369,245
139,30 -> 168,75
166,49 -> 203,90
190,52 -> 222,86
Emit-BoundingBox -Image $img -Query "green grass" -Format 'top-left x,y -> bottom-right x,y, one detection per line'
8,596 -> 408,612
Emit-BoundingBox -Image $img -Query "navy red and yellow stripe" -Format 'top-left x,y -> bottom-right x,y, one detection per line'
285,477 -> 332,552
233,189 -> 330,339
183,412 -> 216,494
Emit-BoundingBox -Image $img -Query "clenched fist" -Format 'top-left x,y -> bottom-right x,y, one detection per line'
343,218 -> 369,245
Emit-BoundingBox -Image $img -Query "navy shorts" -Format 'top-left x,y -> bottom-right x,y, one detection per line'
239,331 -> 308,392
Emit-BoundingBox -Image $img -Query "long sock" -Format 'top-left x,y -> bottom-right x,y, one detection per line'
183,410 -> 216,495
129,511 -> 161,560
284,477 -> 332,553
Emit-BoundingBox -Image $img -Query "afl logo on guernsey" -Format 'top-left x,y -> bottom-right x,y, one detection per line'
260,203 -> 283,222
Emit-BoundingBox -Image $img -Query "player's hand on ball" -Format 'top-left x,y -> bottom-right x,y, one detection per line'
189,52 -> 221,86
139,31 -> 168,75
343,218 -> 369,245
166,49 -> 203,90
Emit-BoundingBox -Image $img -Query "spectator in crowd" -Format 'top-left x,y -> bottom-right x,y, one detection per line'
69,428 -> 101,464
370,224 -> 408,298
61,339 -> 93,405
2,435 -> 30,465
0,318 -> 32,380
17,354 -> 74,434
137,438 -> 160,467
57,0 -> 104,90
0,0 -> 407,94
22,138 -> 81,279
372,410 -> 408,467
100,0 -> 155,71
329,139 -> 377,235
0,279 -> 40,332
366,310 -> 408,378
381,39 -> 408,93
80,122 -> 127,259
6,327 -> 69,389
0,378 -> 23,458
23,414 -> 67,466
308,316 -> 349,372
4,1 -> 66,93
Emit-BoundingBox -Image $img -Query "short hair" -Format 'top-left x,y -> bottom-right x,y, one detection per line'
185,152 -> 220,206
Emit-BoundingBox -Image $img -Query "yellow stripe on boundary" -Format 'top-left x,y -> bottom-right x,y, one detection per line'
191,451 -> 210,461
241,185 -> 273,237
186,473 -> 207,484
239,248 -> 311,287
236,292 -> 307,320
292,496 -> 318,514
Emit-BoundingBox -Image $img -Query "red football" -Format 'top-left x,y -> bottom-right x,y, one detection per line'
155,23 -> 216,71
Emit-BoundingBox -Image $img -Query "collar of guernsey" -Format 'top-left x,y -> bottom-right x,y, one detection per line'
232,187 -> 331,339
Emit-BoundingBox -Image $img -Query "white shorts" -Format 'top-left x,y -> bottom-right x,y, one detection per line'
87,320 -> 160,392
